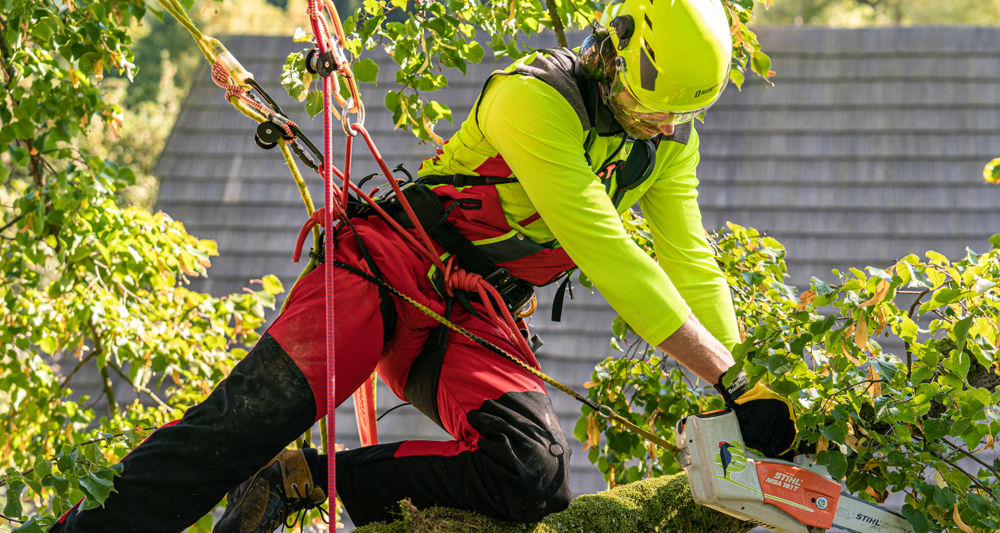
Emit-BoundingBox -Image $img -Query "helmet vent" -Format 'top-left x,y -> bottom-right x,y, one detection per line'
639,46 -> 657,91
644,13 -> 653,30
642,39 -> 655,62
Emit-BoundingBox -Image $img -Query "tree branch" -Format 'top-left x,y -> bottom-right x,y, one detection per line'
546,0 -> 568,48
0,16 -> 14,87
108,362 -> 173,412
940,438 -> 1000,479
0,210 -> 27,234
58,348 -> 100,390
935,451 -> 996,498
904,288 -> 930,378
99,363 -> 119,416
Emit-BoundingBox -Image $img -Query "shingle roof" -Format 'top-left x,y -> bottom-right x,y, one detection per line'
153,27 -> 1000,511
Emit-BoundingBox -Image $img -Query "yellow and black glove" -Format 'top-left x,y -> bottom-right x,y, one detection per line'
716,373 -> 797,459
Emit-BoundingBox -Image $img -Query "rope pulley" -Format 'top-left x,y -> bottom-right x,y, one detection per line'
255,121 -> 284,149
305,48 -> 338,78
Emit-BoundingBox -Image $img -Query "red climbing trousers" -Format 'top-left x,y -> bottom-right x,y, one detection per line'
51,212 -> 572,532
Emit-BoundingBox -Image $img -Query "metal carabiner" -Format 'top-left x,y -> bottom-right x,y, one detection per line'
341,97 -> 365,137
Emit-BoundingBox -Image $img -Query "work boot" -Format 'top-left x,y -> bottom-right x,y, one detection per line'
213,448 -> 326,533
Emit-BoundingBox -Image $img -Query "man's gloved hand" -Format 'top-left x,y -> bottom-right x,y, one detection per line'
716,373 -> 797,459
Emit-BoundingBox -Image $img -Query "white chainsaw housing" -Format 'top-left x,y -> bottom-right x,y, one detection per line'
676,410 -> 837,533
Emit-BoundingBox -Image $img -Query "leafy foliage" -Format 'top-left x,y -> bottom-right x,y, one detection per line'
0,1 -> 284,530
281,0 -> 775,143
579,213 -> 1000,532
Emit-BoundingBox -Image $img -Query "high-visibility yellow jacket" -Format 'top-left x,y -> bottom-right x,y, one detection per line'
419,49 -> 738,350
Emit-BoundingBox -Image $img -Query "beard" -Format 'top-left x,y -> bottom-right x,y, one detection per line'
606,98 -> 661,140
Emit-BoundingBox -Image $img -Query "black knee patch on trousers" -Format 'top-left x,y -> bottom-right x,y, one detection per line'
336,391 -> 572,526
53,334 -> 316,533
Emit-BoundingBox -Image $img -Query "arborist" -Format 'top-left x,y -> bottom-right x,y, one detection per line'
50,0 -> 796,531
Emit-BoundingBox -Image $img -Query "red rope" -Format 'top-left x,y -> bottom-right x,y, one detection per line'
306,1 -> 338,529
301,5 -> 539,528
210,62 -> 298,137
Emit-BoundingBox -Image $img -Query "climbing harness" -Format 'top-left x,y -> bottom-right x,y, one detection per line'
156,0 -> 684,529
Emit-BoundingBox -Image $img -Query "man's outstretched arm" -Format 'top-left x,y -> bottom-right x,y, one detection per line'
657,312 -> 734,384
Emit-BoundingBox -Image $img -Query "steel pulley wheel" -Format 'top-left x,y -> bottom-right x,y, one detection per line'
255,121 -> 283,149
304,48 -> 319,74
254,133 -> 278,150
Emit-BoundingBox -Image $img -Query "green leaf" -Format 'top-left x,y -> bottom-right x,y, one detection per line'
728,67 -> 745,89
919,287 -> 962,313
384,90 -> 401,114
353,57 -> 379,84
424,101 -> 452,122
820,423 -> 847,445
942,348 -> 970,381
921,418 -> 947,440
904,263 -> 935,289
953,316 -> 973,355
821,449 -> 848,480
261,274 -> 283,295
3,478 -> 25,518
79,471 -> 115,509
896,317 -> 919,342
789,333 -> 812,355
968,493 -> 991,514
305,91 -> 324,118
811,277 -> 835,295
808,315 -> 837,336
463,41 -> 485,63
901,504 -> 930,533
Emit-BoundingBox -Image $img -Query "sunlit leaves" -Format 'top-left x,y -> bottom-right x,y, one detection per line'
984,158 -> 1000,185
281,0 -> 767,142
1,1 -> 282,528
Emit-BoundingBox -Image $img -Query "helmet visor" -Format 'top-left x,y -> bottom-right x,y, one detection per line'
607,72 -> 725,127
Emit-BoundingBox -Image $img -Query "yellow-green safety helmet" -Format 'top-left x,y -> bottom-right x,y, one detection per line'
601,0 -> 732,119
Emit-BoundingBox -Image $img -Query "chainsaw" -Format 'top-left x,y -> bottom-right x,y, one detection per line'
677,410 -> 915,533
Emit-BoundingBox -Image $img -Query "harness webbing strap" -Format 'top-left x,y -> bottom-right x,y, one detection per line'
393,184 -> 498,277
418,174 -> 518,187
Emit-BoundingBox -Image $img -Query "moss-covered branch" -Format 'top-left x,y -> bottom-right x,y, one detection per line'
354,473 -> 749,533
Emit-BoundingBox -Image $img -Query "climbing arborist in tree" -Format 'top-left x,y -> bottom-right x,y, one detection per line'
50,0 -> 796,531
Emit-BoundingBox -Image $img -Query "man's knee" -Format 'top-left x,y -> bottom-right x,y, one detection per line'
470,391 -> 574,522
504,437 -> 573,521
